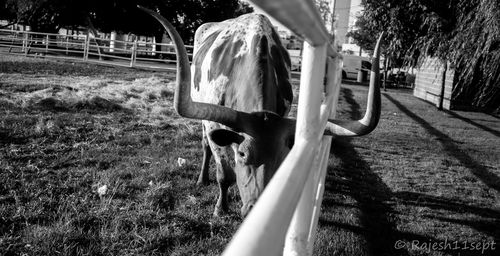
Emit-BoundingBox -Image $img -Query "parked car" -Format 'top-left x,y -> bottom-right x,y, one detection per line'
380,71 -> 416,88
342,55 -> 371,81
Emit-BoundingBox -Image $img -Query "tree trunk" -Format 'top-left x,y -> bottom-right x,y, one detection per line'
438,61 -> 448,110
383,55 -> 388,91
86,17 -> 103,60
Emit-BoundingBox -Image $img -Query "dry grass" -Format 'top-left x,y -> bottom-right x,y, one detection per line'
0,55 -> 177,126
1,55 -> 499,256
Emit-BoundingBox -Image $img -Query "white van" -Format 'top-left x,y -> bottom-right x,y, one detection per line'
288,49 -> 301,71
342,55 -> 372,80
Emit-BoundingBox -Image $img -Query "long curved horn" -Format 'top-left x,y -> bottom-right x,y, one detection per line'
324,33 -> 383,136
138,6 -> 250,130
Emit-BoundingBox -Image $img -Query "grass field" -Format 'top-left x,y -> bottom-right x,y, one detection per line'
1,55 -> 499,256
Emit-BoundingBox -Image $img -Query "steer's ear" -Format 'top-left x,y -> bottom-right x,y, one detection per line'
209,129 -> 244,146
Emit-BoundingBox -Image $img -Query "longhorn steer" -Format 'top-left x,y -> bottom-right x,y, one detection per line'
140,7 -> 382,217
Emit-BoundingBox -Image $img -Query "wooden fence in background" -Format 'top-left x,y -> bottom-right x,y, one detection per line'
0,28 -> 193,71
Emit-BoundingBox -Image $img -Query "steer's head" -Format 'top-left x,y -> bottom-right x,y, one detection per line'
140,6 -> 382,217
209,111 -> 294,216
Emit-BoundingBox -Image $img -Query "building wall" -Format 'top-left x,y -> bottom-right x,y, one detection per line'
333,0 -> 351,47
414,58 -> 455,109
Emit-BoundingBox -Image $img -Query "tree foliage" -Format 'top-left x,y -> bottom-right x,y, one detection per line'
1,0 -> 86,32
351,0 -> 500,112
0,0 -> 252,43
345,15 -> 379,55
314,0 -> 334,42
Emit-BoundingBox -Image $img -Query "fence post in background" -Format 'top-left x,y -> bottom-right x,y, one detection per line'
65,36 -> 69,55
8,31 -> 15,53
21,32 -> 25,53
23,33 -> 29,56
83,34 -> 90,61
109,31 -> 116,53
152,36 -> 156,56
130,40 -> 138,67
45,34 -> 49,54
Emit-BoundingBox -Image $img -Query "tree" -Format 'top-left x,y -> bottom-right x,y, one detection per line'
352,0 -> 500,113
0,0 -> 16,28
448,0 -> 500,113
138,0 -> 253,46
1,0 -> 90,32
346,16 -> 378,55
314,0 -> 331,25
1,0 -> 252,44
314,0 -> 334,42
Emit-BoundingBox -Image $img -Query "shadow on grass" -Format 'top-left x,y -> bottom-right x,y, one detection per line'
488,113 -> 500,120
320,88 -> 407,255
444,110 -> 500,138
384,93 -> 500,193
36,96 -> 127,114
0,130 -> 28,145
341,79 -> 369,86
384,93 -> 500,245
0,59 -> 116,76
393,191 -> 500,243
324,137 -> 405,255
2,96 -> 129,114
393,191 -> 500,220
320,89 -> 500,255
141,214 -> 212,254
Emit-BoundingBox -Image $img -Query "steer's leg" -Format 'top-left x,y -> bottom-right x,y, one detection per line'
213,152 -> 235,216
197,127 -> 211,186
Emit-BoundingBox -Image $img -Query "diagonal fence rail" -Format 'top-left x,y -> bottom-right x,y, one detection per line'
222,0 -> 343,255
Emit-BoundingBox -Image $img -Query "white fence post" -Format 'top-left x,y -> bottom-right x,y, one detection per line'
305,57 -> 342,255
284,136 -> 331,256
283,41 -> 327,256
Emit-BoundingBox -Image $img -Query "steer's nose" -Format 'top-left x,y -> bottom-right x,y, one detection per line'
241,202 -> 255,217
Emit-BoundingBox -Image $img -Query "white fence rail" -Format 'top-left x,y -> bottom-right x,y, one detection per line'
0,29 -> 193,71
222,0 -> 343,255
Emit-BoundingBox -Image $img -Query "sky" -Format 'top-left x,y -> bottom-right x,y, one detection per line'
349,0 -> 363,28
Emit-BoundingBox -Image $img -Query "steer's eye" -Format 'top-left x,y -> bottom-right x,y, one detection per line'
238,151 -> 246,159
237,151 -> 249,163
